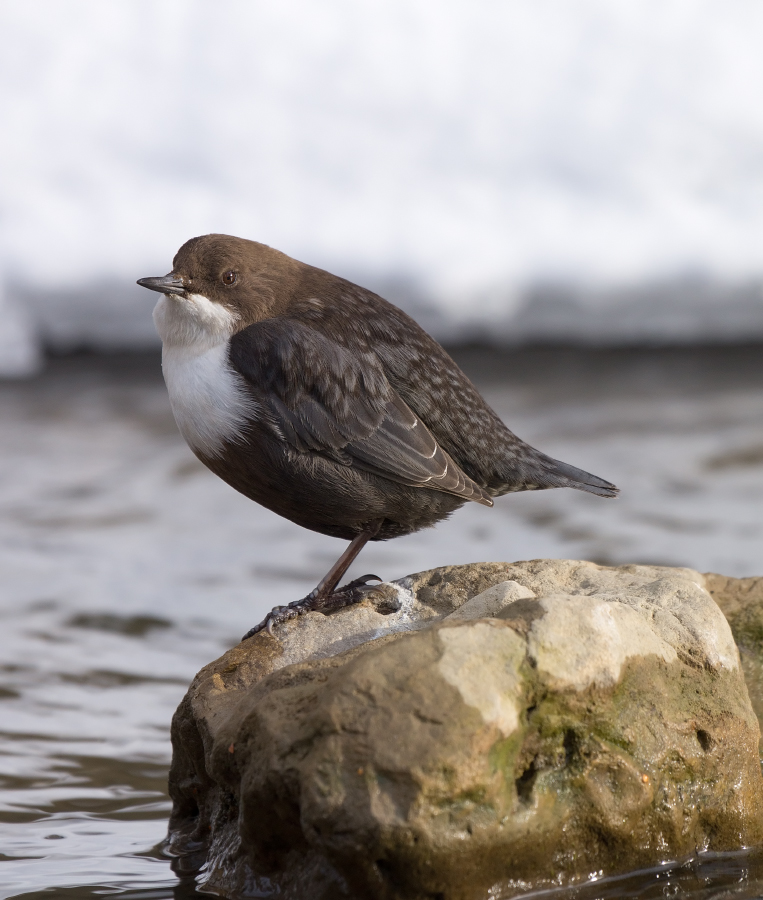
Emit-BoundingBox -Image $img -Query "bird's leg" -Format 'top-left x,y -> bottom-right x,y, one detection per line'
242,521 -> 383,639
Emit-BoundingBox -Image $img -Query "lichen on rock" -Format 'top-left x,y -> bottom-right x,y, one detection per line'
167,560 -> 763,899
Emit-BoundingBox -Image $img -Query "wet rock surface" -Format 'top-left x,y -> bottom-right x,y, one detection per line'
168,560 -> 763,899
705,572 -> 763,754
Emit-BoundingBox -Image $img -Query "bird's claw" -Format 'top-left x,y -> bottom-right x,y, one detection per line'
241,576 -> 384,641
340,574 -> 383,591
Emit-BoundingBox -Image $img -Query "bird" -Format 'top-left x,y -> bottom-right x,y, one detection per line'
137,234 -> 618,639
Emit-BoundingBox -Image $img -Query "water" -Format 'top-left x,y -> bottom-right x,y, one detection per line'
2,346 -> 763,898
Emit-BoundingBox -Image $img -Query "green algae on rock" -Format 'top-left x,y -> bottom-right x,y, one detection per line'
167,561 -> 763,899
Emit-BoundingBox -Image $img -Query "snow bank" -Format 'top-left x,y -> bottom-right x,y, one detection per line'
3,0 -> 763,367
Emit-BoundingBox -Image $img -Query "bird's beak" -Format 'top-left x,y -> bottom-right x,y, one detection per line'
136,274 -> 186,296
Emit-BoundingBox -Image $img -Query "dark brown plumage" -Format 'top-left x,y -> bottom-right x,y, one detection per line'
137,234 -> 618,636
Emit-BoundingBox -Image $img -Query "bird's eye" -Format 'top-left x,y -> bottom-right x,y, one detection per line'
222,270 -> 238,286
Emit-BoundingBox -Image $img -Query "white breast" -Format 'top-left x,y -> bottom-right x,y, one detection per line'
153,294 -> 258,458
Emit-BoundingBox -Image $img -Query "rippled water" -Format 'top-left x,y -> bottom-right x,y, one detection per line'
3,347 -> 763,899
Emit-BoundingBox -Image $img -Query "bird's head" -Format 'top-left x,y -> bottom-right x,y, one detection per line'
138,234 -> 298,345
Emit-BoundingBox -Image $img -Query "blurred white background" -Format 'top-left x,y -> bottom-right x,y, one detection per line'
4,0 -> 763,374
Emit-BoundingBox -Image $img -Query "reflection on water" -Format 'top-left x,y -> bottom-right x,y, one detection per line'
516,850 -> 763,899
2,347 -> 763,898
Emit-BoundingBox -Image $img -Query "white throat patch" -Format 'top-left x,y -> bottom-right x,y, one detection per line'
153,294 -> 258,458
153,292 -> 239,349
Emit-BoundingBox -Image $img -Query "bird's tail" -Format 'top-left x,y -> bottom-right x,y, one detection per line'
542,458 -> 619,498
494,451 -> 619,499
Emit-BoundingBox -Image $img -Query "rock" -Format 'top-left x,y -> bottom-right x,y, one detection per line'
705,572 -> 763,753
167,560 -> 763,899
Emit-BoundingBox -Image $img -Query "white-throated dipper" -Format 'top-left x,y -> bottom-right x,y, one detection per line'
138,234 -> 618,638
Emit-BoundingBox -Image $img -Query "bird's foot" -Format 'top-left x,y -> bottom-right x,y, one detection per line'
242,574 -> 382,640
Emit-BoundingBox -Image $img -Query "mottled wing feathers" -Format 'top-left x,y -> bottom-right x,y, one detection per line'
289,283 -> 618,501
229,320 -> 493,506
346,393 -> 492,505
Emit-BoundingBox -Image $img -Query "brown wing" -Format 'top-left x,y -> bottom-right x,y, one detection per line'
229,319 -> 493,506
